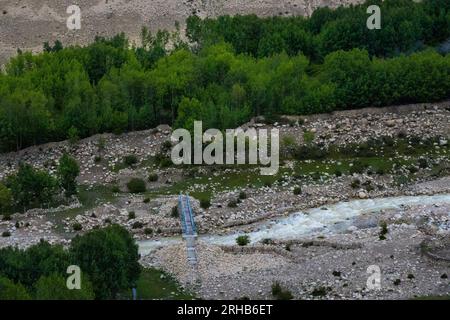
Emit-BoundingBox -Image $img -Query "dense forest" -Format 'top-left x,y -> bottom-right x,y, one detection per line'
0,0 -> 449,152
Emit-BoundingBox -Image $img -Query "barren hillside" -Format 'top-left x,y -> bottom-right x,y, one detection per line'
0,0 -> 363,65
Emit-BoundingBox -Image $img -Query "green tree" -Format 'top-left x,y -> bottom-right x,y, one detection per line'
69,225 -> 141,299
57,154 -> 80,197
6,163 -> 59,210
35,273 -> 94,300
0,277 -> 31,300
0,183 -> 12,214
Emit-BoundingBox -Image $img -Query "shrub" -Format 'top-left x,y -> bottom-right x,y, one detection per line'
148,173 -> 158,182
227,199 -> 238,208
303,131 -> 315,144
2,214 -> 11,221
144,228 -> 153,235
379,221 -> 388,240
57,153 -> 80,197
143,197 -> 150,203
238,191 -> 247,200
128,211 -> 136,220
72,223 -> 83,231
311,286 -> 329,297
293,186 -> 302,195
200,198 -> 211,209
6,163 -> 59,210
236,235 -> 250,246
123,155 -> 138,167
2,231 -> 11,237
111,185 -> 120,193
418,158 -> 428,169
350,178 -> 361,189
94,156 -> 102,163
393,279 -> 401,286
0,183 -> 12,213
131,221 -> 144,229
171,206 -> 179,218
127,178 -> 146,193
271,282 -> 293,300
262,238 -> 274,245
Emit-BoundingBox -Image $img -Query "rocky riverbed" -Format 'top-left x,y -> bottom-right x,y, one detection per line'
0,100 -> 449,299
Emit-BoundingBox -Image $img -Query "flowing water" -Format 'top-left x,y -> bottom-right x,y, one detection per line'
138,193 -> 450,255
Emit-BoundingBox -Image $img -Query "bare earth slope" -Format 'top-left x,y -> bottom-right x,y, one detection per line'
0,0 -> 362,66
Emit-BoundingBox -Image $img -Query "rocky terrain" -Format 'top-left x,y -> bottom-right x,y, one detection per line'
0,99 -> 449,299
0,0 -> 364,66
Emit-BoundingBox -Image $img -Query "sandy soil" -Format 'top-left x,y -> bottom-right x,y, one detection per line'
0,0 -> 363,66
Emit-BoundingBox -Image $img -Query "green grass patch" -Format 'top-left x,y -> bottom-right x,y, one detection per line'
132,268 -> 195,300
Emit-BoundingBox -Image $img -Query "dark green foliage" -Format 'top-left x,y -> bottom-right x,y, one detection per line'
72,223 -> 83,231
34,273 -> 94,300
0,3 -> 449,153
69,224 -> 141,299
131,221 -> 144,229
57,154 -> 80,197
6,163 -> 59,210
227,199 -> 238,208
0,183 -> 12,213
1,231 -> 11,237
199,197 -> 211,209
128,211 -> 136,220
123,155 -> 138,167
171,206 -> 179,218
271,282 -> 294,300
126,178 -> 146,193
238,191 -> 247,200
0,226 -> 141,300
236,235 -> 250,246
148,173 -> 158,182
379,221 -> 389,240
0,276 -> 31,300
293,186 -> 302,195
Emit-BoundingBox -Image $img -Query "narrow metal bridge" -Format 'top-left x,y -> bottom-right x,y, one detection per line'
178,194 -> 198,268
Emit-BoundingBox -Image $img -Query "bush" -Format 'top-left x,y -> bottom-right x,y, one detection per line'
2,214 -> 11,221
57,153 -> 80,197
144,228 -> 153,235
236,235 -> 250,246
111,185 -> 120,193
350,178 -> 361,189
293,186 -> 302,195
303,131 -> 315,144
171,206 -> 179,218
143,197 -> 150,203
6,163 -> 59,210
148,173 -> 158,182
262,238 -> 274,245
72,223 -> 83,231
238,191 -> 247,200
94,156 -> 102,163
271,282 -> 293,300
0,183 -> 12,213
227,199 -> 238,208
127,178 -> 146,193
2,231 -> 11,237
200,198 -> 211,209
311,286 -> 329,297
123,155 -> 138,167
379,221 -> 388,240
128,211 -> 136,220
132,221 -> 144,229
